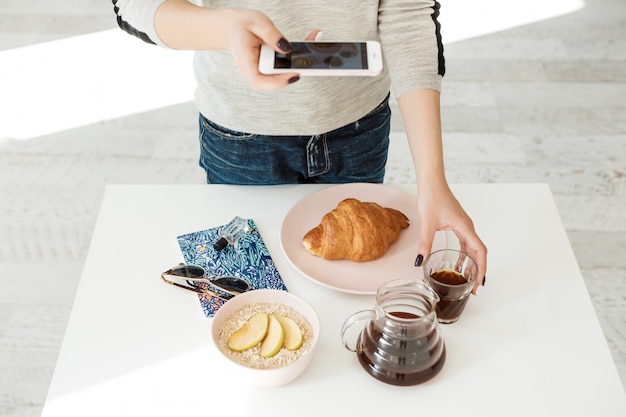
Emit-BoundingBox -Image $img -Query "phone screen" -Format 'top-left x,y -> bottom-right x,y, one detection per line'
274,42 -> 369,70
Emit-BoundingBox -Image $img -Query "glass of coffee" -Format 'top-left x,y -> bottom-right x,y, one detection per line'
424,249 -> 478,324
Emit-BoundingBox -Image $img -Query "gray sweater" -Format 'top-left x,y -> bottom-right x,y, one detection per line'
113,0 -> 445,135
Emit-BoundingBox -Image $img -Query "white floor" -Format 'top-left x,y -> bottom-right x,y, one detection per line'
1,0 -> 625,415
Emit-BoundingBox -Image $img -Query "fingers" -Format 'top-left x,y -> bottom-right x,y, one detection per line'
305,29 -> 323,41
242,29 -> 321,90
234,41 -> 300,90
227,11 -> 301,90
414,221 -> 435,267
415,208 -> 487,294
247,14 -> 293,53
454,228 -> 487,295
467,236 -> 487,294
229,10 -> 324,90
245,28 -> 321,90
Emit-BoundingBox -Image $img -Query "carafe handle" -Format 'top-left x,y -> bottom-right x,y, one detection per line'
340,310 -> 375,352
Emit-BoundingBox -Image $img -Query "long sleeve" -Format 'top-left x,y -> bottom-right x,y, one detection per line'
378,0 -> 445,97
112,0 -> 169,46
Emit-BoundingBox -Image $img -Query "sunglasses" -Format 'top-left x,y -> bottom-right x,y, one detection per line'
161,263 -> 251,301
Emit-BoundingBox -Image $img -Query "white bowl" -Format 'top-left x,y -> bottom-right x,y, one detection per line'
211,289 -> 320,387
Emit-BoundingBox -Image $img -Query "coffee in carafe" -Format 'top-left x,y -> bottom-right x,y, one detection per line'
341,279 -> 446,386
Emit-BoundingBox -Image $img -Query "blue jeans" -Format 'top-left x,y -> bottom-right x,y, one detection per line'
198,95 -> 391,184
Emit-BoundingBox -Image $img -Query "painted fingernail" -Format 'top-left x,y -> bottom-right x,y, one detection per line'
277,38 -> 292,52
482,275 -> 487,286
415,254 -> 424,267
288,76 -> 300,84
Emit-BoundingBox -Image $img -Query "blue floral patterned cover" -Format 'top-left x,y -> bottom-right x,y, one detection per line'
177,219 -> 288,317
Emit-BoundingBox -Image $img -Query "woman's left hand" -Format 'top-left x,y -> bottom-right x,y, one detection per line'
415,183 -> 487,294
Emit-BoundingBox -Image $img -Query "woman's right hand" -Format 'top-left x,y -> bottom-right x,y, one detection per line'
155,2 -> 306,90
219,9 -> 302,90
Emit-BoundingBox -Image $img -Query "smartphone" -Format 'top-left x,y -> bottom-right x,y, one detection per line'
258,41 -> 383,77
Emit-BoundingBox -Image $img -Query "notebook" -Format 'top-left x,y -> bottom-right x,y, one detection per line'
177,218 -> 288,317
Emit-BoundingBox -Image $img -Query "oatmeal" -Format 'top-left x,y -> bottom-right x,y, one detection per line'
218,303 -> 314,369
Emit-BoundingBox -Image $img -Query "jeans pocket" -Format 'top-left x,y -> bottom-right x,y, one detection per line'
200,115 -> 256,141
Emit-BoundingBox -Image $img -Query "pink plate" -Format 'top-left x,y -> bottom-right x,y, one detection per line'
280,183 -> 446,294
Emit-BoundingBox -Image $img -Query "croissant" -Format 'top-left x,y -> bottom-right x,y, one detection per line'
302,198 -> 409,262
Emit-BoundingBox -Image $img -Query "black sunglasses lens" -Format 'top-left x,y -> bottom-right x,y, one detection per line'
174,265 -> 205,278
213,277 -> 250,293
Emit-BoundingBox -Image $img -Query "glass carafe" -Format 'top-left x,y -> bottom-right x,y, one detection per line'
341,279 -> 446,386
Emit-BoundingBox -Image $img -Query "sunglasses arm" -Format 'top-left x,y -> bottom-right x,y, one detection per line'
160,272 -> 231,301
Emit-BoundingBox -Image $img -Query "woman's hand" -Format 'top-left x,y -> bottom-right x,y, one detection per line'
415,183 -> 487,294
155,1 -> 321,90
227,19 -> 321,90
220,9 -> 300,90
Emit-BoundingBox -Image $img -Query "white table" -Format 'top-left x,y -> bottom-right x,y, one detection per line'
42,184 -> 626,416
